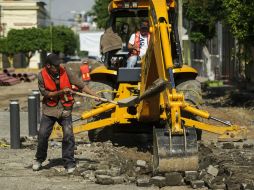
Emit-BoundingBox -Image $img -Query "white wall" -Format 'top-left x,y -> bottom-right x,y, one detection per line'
0,0 -> 47,68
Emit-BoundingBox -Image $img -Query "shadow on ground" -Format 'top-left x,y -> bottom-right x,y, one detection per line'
203,84 -> 254,109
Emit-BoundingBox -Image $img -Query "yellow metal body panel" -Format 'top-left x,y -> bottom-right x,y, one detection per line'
76,118 -> 116,132
90,65 -> 117,76
173,65 -> 198,75
81,103 -> 116,120
182,117 -> 247,141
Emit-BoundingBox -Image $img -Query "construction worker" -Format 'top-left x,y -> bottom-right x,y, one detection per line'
127,20 -> 150,68
32,53 -> 99,174
80,60 -> 91,82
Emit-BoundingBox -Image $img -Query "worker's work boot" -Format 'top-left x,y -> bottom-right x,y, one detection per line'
32,160 -> 42,171
66,166 -> 76,174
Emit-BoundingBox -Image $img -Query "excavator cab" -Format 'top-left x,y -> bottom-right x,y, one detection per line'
102,0 -> 182,70
102,7 -> 149,69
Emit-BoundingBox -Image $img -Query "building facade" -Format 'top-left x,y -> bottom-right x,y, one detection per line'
0,0 -> 48,68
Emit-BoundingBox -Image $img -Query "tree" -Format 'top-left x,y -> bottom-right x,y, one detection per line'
223,0 -> 254,81
0,37 -> 16,67
91,0 -> 110,29
183,0 -> 224,80
0,38 -> 8,54
43,26 -> 77,55
223,0 -> 254,45
7,28 -> 46,66
183,0 -> 224,44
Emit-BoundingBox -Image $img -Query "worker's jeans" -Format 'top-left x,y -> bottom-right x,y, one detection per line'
35,114 -> 75,169
127,55 -> 140,68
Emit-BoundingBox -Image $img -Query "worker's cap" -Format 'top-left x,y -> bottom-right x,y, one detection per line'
45,53 -> 61,66
81,59 -> 89,64
140,21 -> 149,29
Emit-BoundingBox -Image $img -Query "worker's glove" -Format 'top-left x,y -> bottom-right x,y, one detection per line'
93,94 -> 101,102
62,87 -> 73,95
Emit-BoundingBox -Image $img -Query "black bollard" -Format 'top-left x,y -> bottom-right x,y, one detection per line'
10,100 -> 21,149
28,95 -> 37,136
32,90 -> 40,124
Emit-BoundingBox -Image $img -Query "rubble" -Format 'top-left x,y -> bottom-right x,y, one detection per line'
207,165 -> 219,176
1,79 -> 254,189
126,176 -> 136,183
242,143 -> 254,149
136,176 -> 151,187
95,175 -> 114,185
150,176 -> 166,188
111,176 -> 125,184
184,171 -> 198,183
241,183 -> 254,190
136,160 -> 147,167
210,182 -> 226,189
107,167 -> 121,177
81,170 -> 94,179
190,180 -> 205,189
164,172 -> 184,186
222,143 -> 235,149
226,182 -> 241,190
94,170 -> 108,175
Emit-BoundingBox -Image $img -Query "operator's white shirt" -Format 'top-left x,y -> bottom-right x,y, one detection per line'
129,33 -> 149,57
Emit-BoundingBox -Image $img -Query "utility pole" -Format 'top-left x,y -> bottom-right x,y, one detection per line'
0,5 -> 2,37
178,0 -> 183,48
49,0 -> 53,53
0,5 -> 2,69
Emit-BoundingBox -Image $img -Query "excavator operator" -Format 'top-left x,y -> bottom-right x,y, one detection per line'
126,20 -> 150,68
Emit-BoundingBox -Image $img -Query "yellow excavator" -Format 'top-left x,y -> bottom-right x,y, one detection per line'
52,0 -> 247,173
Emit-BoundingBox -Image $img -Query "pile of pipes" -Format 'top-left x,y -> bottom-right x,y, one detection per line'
0,68 -> 37,86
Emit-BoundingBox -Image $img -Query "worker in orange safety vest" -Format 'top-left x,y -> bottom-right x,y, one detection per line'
127,20 -> 150,68
33,53 -> 99,174
80,61 -> 91,82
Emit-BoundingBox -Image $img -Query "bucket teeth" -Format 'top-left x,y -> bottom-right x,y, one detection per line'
153,127 -> 198,173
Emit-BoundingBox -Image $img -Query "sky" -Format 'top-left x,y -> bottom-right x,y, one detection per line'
36,0 -> 95,25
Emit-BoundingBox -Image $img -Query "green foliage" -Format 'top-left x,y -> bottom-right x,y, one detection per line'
3,26 -> 77,66
223,0 -> 254,45
43,25 -> 77,55
183,0 -> 224,44
91,0 -> 110,29
7,28 -> 45,57
0,38 -> 9,54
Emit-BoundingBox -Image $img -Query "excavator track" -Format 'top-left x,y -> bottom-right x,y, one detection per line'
153,127 -> 198,173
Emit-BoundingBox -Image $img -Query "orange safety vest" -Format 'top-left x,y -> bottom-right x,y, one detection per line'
130,31 -> 150,56
41,66 -> 74,107
80,64 -> 91,81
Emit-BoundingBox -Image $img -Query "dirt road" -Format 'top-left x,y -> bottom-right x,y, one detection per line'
0,79 -> 253,190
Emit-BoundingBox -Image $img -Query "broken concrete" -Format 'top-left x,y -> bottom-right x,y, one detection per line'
95,170 -> 108,175
112,176 -> 125,184
136,176 -> 151,187
207,165 -> 219,177
136,160 -> 147,168
150,176 -> 166,188
164,172 -> 184,186
222,143 -> 235,149
184,171 -> 198,183
242,143 -> 254,149
226,182 -> 241,190
96,175 -> 114,185
190,180 -> 205,189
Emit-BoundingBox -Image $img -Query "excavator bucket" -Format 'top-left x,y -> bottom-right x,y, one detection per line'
153,127 -> 198,173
